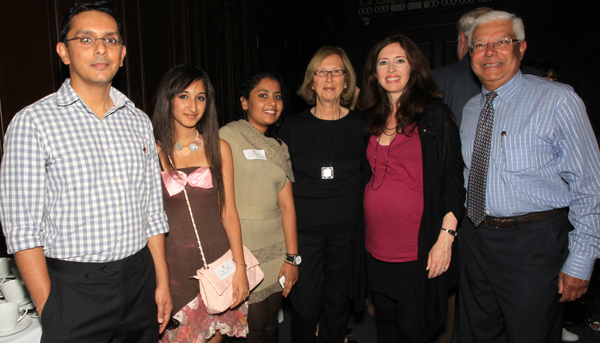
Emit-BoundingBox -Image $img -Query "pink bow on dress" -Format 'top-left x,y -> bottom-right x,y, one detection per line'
161,167 -> 213,196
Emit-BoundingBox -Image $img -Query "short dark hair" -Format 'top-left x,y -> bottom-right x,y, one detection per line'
59,1 -> 123,44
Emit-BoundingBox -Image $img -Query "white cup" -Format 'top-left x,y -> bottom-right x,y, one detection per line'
0,302 -> 27,331
0,279 -> 26,303
12,266 -> 22,280
0,257 -> 11,277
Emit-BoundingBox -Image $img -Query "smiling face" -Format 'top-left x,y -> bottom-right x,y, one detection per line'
313,54 -> 347,103
470,19 -> 526,91
172,80 -> 207,131
376,42 -> 411,104
241,78 -> 283,134
56,10 -> 126,91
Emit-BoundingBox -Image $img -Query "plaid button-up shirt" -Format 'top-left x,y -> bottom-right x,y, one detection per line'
0,79 -> 168,262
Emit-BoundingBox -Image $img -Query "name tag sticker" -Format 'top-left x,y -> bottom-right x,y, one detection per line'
213,258 -> 236,281
243,149 -> 267,160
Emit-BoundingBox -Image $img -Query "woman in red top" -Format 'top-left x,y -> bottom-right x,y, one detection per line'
358,34 -> 465,343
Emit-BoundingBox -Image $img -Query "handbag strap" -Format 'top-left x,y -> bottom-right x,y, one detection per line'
167,156 -> 209,270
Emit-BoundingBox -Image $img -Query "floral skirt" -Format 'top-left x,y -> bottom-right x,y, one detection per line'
159,295 -> 249,343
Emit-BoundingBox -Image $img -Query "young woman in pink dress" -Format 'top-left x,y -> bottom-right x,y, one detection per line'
153,65 -> 250,343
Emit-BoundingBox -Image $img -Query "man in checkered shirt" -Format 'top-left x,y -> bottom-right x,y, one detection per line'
0,2 -> 172,342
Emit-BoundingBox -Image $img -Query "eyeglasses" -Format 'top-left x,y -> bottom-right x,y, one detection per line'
65,35 -> 122,48
469,39 -> 521,52
314,69 -> 346,77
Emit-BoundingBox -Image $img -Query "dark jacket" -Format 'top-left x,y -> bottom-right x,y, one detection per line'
415,102 -> 465,341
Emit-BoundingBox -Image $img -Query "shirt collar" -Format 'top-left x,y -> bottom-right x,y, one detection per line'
54,78 -> 138,115
481,70 -> 523,103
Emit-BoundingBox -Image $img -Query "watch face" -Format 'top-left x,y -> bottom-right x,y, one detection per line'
294,255 -> 302,265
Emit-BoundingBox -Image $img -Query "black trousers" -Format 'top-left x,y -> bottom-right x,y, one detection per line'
291,222 -> 353,343
41,246 -> 158,343
235,292 -> 283,343
459,211 -> 569,343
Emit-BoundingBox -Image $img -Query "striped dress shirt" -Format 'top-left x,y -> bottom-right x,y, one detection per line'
461,71 -> 600,280
0,79 -> 169,262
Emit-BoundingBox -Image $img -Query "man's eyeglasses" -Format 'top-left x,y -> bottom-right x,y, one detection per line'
469,39 -> 521,52
314,69 -> 346,77
64,35 -> 122,48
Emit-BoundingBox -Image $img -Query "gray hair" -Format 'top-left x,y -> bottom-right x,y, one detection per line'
467,11 -> 525,46
457,7 -> 492,41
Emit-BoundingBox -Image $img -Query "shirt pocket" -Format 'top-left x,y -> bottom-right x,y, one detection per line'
118,134 -> 150,184
500,134 -> 553,173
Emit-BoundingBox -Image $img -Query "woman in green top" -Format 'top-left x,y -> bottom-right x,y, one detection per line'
220,71 -> 299,342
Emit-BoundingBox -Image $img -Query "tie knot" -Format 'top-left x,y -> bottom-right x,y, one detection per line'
486,91 -> 498,103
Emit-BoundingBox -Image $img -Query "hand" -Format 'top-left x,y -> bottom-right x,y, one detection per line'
230,267 -> 249,309
278,263 -> 299,297
427,230 -> 454,279
155,284 -> 173,334
559,271 -> 590,302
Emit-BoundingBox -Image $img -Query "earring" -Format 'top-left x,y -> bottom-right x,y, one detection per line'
312,86 -> 314,90
344,85 -> 347,88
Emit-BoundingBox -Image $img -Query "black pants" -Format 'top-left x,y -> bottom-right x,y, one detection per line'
366,253 -> 423,343
235,292 -> 283,343
41,246 -> 158,343
291,222 -> 353,343
370,290 -> 425,343
459,212 -> 569,343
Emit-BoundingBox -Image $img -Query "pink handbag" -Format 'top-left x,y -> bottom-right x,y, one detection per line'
174,164 -> 264,315
194,246 -> 264,314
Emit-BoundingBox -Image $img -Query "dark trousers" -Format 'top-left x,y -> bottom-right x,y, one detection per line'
291,222 -> 353,343
41,246 -> 158,343
370,290 -> 427,343
235,292 -> 283,343
459,212 -> 569,343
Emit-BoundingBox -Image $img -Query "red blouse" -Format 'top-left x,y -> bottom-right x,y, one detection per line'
364,129 -> 424,262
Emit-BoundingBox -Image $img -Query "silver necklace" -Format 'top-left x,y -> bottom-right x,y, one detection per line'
313,107 -> 342,180
175,130 -> 203,156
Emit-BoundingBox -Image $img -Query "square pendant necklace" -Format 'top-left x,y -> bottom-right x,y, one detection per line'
313,107 -> 342,180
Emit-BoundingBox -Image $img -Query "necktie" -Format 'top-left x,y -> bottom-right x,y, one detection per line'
467,91 -> 498,227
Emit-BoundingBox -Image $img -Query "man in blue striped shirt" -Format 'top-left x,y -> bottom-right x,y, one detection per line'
0,2 -> 171,341
459,10 -> 600,343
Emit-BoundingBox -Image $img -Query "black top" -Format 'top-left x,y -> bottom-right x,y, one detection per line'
277,109 -> 367,226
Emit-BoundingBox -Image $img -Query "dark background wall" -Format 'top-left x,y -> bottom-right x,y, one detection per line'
0,0 -> 598,255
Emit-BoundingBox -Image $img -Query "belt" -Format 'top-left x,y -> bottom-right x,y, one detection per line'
46,245 -> 150,273
483,208 -> 566,228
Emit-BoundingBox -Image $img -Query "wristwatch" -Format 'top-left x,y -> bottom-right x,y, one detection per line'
285,253 -> 302,267
441,228 -> 458,237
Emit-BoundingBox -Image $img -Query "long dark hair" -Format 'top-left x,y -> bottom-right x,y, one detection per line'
358,34 -> 441,137
236,70 -> 287,137
152,64 -> 225,213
